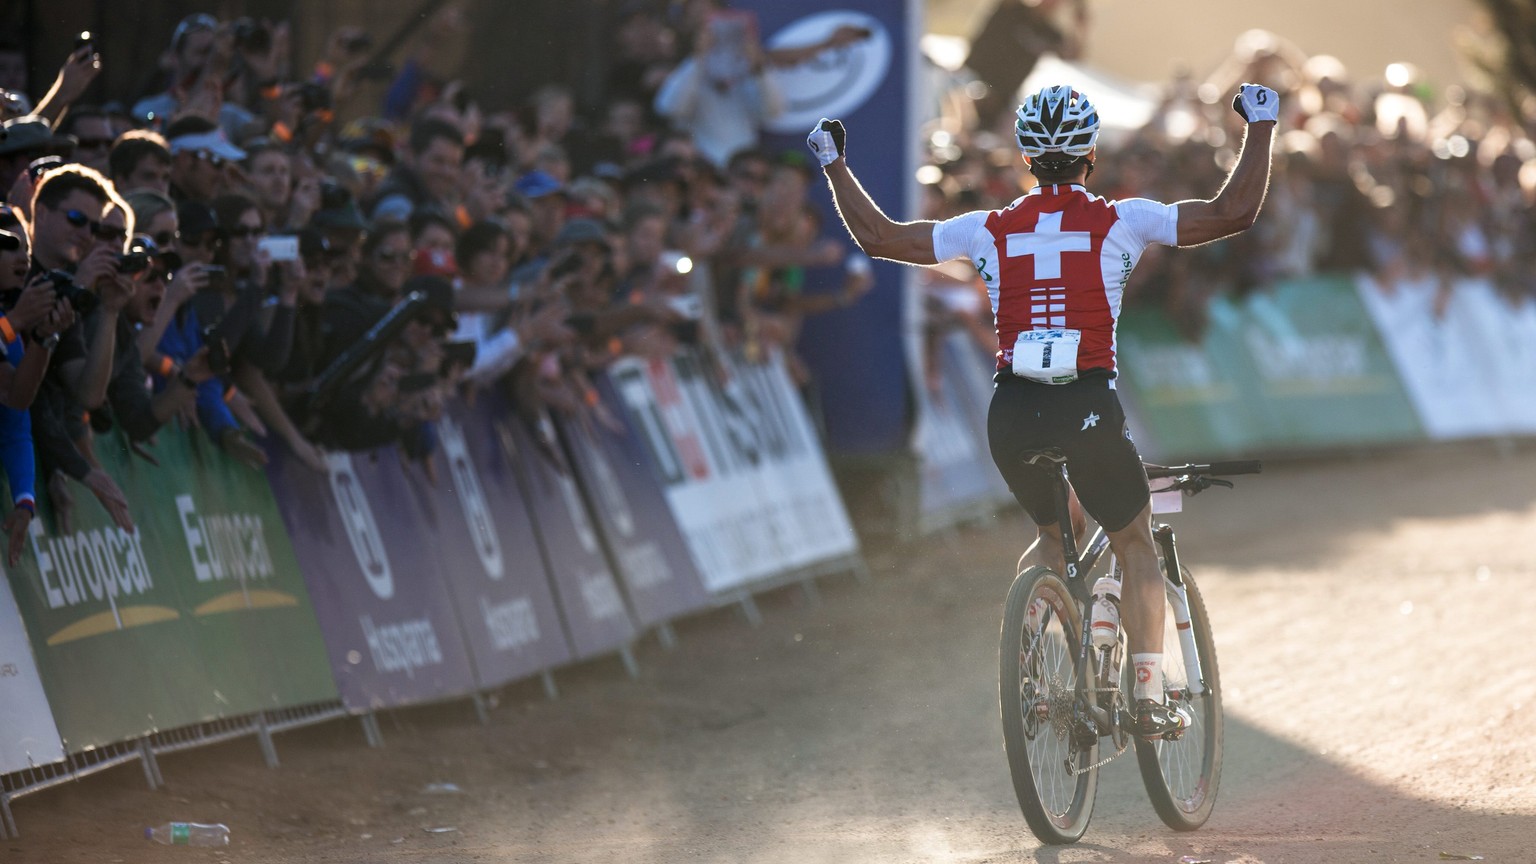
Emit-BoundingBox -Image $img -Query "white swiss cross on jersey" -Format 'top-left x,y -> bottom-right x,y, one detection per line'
931,183 -> 1180,377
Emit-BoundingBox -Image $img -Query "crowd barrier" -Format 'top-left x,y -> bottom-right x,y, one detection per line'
4,271 -> 1529,836
0,347 -> 862,837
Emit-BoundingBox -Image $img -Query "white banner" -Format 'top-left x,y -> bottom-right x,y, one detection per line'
1357,274 -> 1536,438
0,575 -> 64,774
607,350 -> 859,594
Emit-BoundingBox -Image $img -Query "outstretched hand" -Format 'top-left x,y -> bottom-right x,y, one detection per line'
806,118 -> 846,167
1231,83 -> 1279,123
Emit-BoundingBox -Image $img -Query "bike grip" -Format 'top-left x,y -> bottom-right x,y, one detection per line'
1208,460 -> 1262,476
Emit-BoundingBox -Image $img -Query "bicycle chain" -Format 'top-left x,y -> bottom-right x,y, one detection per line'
1066,737 -> 1129,775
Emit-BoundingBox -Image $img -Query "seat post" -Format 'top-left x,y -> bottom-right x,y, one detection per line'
1051,460 -> 1082,584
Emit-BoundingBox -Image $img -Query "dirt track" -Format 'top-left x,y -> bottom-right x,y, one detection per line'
7,444 -> 1536,863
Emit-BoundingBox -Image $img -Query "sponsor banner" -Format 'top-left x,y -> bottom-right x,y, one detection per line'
0,577 -> 63,774
502,413 -> 638,660
267,447 -> 477,711
1118,275 -> 1421,458
607,350 -> 859,594
1359,275 -> 1536,437
751,0 -> 917,455
434,402 -> 572,686
915,329 -> 1013,528
5,427 -> 336,750
559,382 -> 713,627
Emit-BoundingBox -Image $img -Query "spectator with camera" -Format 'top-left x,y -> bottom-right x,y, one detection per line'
131,13 -> 257,138
24,165 -> 136,533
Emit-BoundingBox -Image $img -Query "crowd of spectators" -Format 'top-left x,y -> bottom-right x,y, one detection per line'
0,0 -> 881,551
920,29 -> 1536,344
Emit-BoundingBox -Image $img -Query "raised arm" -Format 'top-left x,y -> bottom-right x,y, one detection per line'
1173,84 -> 1278,247
808,120 -> 938,266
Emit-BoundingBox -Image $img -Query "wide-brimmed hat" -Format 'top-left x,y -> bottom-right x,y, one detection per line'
0,115 -> 77,157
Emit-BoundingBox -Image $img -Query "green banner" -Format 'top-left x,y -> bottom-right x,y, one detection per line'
1118,275 -> 1422,459
4,427 -> 336,751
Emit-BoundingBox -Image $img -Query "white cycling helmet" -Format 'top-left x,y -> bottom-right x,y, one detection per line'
1015,85 -> 1100,159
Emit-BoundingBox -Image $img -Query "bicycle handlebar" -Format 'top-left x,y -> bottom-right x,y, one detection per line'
1144,459 -> 1262,480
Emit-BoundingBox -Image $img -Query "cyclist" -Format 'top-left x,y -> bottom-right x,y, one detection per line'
807,83 -> 1277,738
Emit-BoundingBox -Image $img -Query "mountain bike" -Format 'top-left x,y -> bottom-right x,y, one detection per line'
998,451 -> 1260,844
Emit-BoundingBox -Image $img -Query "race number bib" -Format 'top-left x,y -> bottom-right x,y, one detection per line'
1012,329 -> 1081,384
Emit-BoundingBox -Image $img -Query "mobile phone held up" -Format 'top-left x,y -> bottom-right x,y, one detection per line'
256,235 -> 300,262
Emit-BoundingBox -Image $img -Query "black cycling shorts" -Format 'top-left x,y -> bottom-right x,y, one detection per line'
986,373 -> 1150,533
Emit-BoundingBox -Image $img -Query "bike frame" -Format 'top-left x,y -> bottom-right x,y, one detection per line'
1028,454 -> 1208,734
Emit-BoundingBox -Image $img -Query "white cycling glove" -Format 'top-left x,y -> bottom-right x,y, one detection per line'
806,118 -> 847,167
1231,83 -> 1279,123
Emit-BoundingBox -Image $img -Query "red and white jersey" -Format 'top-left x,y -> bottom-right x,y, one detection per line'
933,183 -> 1178,378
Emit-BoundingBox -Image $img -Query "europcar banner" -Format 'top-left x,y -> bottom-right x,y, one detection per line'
1117,275 -> 1421,458
0,577 -> 63,773
606,350 -> 859,594
267,448 -> 477,711
557,385 -> 713,627
750,0 -> 920,455
5,428 -> 336,750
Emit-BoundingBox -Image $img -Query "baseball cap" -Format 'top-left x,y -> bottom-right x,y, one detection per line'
0,228 -> 20,252
405,274 -> 458,333
555,217 -> 608,248
0,115 -> 77,157
176,200 -> 219,243
168,128 -> 246,162
171,13 -> 219,52
513,169 -> 564,199
310,182 -> 370,231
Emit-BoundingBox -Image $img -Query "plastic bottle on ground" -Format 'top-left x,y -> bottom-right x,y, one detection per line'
145,822 -> 230,846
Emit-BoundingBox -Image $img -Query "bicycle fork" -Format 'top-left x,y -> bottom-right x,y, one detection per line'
1155,524 -> 1205,697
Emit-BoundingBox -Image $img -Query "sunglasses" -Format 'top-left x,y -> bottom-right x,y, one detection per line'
373,249 -> 412,264
77,137 -> 115,151
93,225 -> 127,243
152,231 -> 179,248
194,151 -> 226,168
63,209 -> 103,233
226,225 -> 262,239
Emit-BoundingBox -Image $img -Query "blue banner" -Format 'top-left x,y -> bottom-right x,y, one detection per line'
750,1 -> 918,455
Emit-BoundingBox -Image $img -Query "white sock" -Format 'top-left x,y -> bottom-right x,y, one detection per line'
1132,653 -> 1163,701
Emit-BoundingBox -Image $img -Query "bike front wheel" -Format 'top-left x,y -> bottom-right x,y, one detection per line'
1000,565 -> 1098,844
1135,565 -> 1223,831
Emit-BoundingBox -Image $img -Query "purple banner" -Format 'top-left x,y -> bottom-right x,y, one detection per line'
431,401 -> 573,687
559,380 -> 713,627
499,408 -> 638,660
266,447 -> 477,711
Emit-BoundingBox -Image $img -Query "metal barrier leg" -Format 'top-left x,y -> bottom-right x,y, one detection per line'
139,738 -> 162,789
2,792 -> 18,839
737,593 -> 763,628
256,713 -> 280,769
541,670 -> 559,701
656,622 -> 678,650
360,713 -> 384,749
471,693 -> 491,726
618,645 -> 639,681
800,577 -> 822,607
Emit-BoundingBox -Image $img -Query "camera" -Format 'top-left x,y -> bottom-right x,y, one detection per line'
297,82 -> 333,116
115,236 -> 159,276
232,18 -> 272,55
45,270 -> 99,317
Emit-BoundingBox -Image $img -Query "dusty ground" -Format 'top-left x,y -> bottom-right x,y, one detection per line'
5,443 -> 1535,863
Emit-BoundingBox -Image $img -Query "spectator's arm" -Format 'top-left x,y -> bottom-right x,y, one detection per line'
34,46 -> 102,127
0,407 -> 36,513
232,362 -> 326,471
654,59 -> 703,123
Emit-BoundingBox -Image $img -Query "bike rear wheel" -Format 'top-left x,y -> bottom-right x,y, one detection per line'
1135,566 -> 1223,830
1000,565 -> 1098,844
